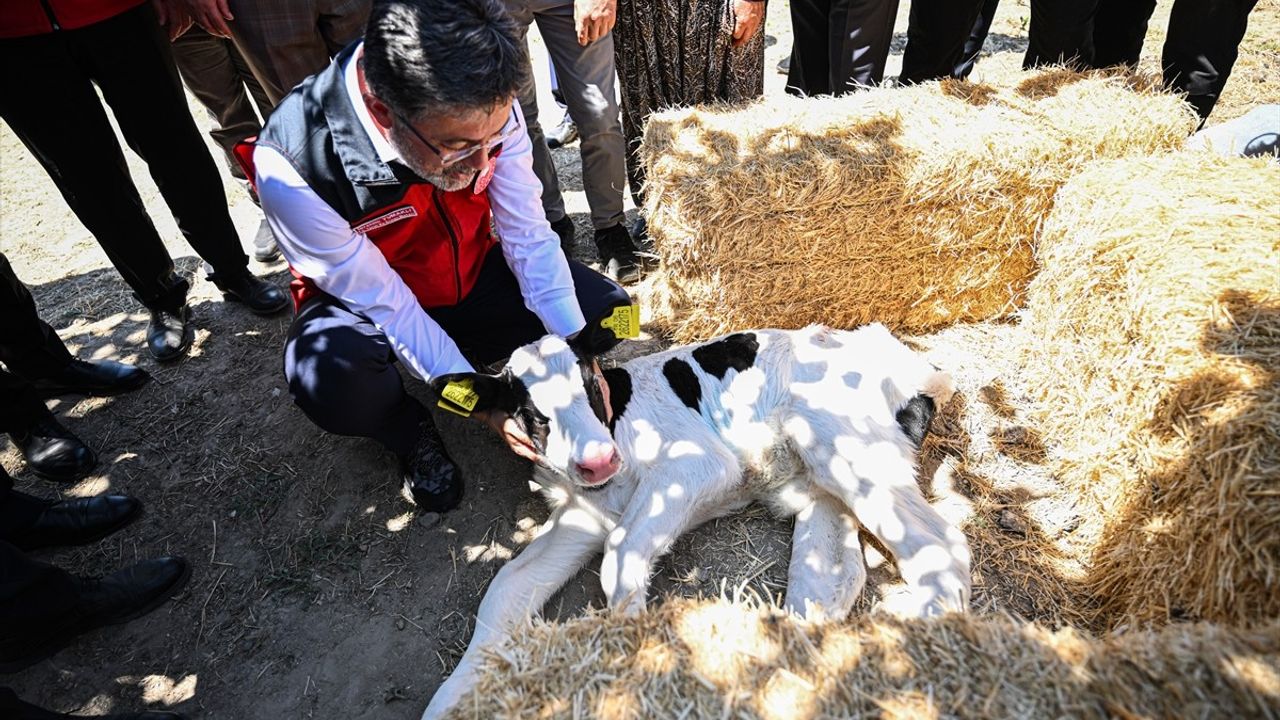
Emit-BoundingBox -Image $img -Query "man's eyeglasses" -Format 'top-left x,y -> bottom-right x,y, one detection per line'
394,107 -> 521,166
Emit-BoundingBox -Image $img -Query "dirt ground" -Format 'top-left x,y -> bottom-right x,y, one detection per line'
1,2 -> 1276,717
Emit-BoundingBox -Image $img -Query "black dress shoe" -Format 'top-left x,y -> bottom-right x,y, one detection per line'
594,223 -> 644,284
27,358 -> 150,398
213,270 -> 289,315
0,556 -> 191,673
551,215 -> 576,252
400,421 -> 463,512
147,305 -> 194,363
9,411 -> 97,482
6,495 -> 143,551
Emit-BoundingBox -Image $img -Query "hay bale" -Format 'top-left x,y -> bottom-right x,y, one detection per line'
1020,151 -> 1280,628
641,68 -> 1196,342
444,597 -> 1280,719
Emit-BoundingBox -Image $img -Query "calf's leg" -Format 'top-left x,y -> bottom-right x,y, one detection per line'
784,490 -> 867,621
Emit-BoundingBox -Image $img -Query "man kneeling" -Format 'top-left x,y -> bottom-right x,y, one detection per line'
250,0 -> 630,511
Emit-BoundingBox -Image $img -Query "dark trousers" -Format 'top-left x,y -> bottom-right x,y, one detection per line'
787,0 -> 901,95
284,247 -> 632,457
954,0 -> 1001,78
0,254 -> 71,436
0,465 -> 79,668
0,4 -> 249,313
1093,0 -> 1258,120
171,25 -> 271,182
1023,0 -> 1100,69
899,0 -> 989,83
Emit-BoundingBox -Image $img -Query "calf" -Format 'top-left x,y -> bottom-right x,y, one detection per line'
421,324 -> 970,719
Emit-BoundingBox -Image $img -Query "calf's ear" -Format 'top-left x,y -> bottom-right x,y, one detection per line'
429,371 -> 522,417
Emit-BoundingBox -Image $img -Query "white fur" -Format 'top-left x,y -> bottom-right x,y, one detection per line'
422,325 -> 971,719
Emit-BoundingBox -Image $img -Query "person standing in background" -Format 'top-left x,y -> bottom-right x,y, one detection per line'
613,0 -> 765,233
786,0 -> 899,95
0,0 -> 289,363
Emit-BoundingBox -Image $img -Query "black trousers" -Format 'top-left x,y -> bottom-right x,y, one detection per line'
787,0 -> 901,95
0,254 -> 72,436
1093,0 -> 1258,120
954,0 -> 1001,78
1023,0 -> 1100,69
0,4 -> 249,313
284,247 -> 632,457
0,466 -> 79,669
899,0 -> 989,83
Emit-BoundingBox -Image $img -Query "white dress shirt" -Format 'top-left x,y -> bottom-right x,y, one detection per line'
254,43 -> 585,381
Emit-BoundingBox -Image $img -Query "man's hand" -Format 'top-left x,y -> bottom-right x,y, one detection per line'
474,410 -> 541,463
152,0 -> 194,40
731,0 -> 765,48
179,0 -> 234,38
574,0 -> 616,46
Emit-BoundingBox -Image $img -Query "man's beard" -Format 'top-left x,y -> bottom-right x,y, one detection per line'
390,132 -> 476,192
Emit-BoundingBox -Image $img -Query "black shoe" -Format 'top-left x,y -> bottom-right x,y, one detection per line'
253,217 -> 282,262
147,305 -> 194,363
551,215 -> 576,252
777,54 -> 791,75
7,495 -> 143,551
0,556 -> 191,673
27,358 -> 150,398
212,271 -> 289,315
8,410 -> 97,482
594,224 -> 643,284
546,112 -> 579,150
400,421 -> 463,512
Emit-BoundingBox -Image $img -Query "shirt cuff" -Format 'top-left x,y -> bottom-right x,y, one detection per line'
539,295 -> 588,339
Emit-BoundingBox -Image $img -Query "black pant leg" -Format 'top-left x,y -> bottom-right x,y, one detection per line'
787,0 -> 834,95
1163,0 -> 1259,121
0,540 -> 80,661
1024,0 -> 1101,69
0,30 -> 188,312
955,0 -> 1002,78
829,0 -> 901,91
0,254 -> 72,380
1092,0 -> 1159,67
428,246 -> 632,364
284,296 -> 428,458
0,687 -> 66,720
0,466 -> 47,540
75,4 -> 249,279
900,0 -> 988,83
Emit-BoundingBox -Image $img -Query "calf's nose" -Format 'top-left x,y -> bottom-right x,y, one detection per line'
575,444 -> 620,485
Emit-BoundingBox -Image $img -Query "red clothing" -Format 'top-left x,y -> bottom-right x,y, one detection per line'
0,0 -> 145,38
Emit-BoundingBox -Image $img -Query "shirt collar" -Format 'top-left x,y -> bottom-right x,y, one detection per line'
343,42 -> 400,165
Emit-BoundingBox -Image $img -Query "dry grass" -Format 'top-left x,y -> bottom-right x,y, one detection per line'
445,597 -> 1280,720
640,68 -> 1197,343
1020,151 -> 1280,629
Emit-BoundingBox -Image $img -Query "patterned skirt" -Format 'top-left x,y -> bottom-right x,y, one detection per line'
614,0 -> 766,202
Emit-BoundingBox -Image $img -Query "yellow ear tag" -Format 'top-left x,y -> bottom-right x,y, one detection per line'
437,378 -> 479,418
600,304 -> 640,339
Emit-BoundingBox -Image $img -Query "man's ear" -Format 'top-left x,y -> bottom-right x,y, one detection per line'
429,371 -> 521,416
362,91 -> 394,131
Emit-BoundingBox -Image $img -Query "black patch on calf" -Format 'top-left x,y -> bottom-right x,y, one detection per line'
691,332 -> 759,379
602,367 -> 632,431
662,358 -> 702,411
896,394 -> 936,450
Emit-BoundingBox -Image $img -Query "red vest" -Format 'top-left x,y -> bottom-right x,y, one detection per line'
236,44 -> 497,311
1,0 -> 144,38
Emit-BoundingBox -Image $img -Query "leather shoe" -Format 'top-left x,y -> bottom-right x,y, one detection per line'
6,494 -> 143,551
594,223 -> 644,284
9,410 -> 97,482
551,215 -> 576,252
213,271 -> 289,315
0,556 -> 191,673
28,358 -> 149,398
400,421 -> 463,512
253,217 -> 282,262
147,305 -> 194,363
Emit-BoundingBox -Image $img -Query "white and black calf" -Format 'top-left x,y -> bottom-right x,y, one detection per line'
421,324 -> 971,719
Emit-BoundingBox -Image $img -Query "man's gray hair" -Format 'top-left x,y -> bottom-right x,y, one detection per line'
363,0 -> 526,120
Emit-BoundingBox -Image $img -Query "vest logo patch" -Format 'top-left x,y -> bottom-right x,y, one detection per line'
353,206 -> 418,234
